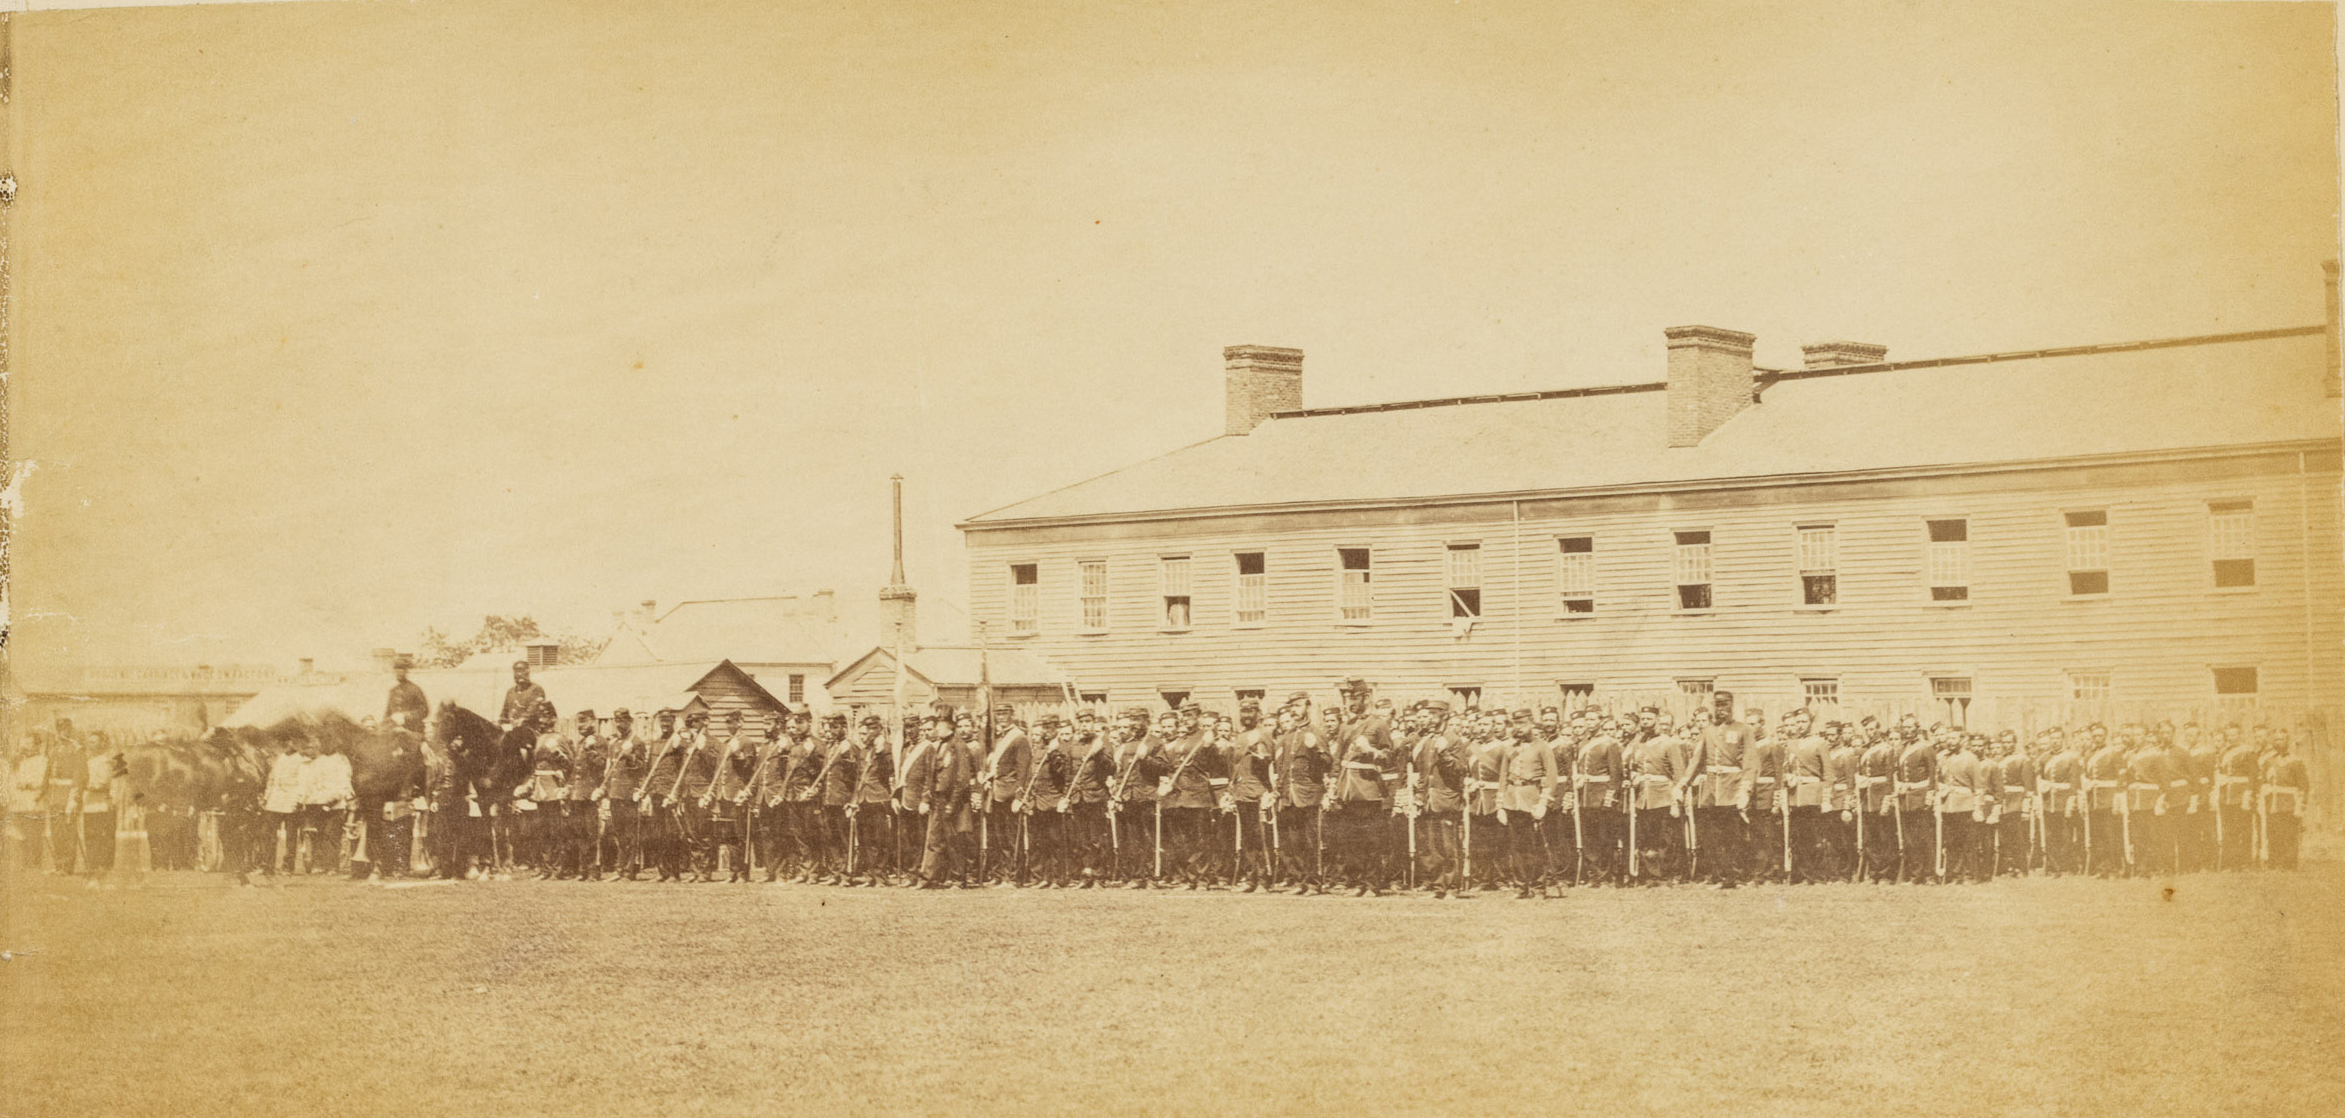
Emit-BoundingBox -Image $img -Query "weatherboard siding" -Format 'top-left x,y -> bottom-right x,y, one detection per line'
963,451 -> 2344,715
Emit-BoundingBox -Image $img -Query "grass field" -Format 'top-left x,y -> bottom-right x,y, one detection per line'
3,862 -> 2341,1117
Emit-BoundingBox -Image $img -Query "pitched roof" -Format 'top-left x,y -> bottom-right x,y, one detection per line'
825,646 -> 1071,694
592,592 -> 972,669
963,327 -> 2338,526
221,661 -> 774,729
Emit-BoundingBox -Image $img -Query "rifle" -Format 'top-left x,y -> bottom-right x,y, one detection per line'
1933,788 -> 1946,880
1626,767 -> 1640,880
1402,745 -> 1418,890
1780,782 -> 1793,879
1569,750 -> 1584,886
1853,773 -> 1867,883
2118,780 -> 2134,872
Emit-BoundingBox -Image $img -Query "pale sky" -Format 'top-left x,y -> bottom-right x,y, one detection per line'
10,0 -> 2339,671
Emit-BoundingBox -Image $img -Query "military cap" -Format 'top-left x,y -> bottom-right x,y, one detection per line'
1510,709 -> 1534,722
860,713 -> 886,728
1178,699 -> 1202,714
929,702 -> 957,720
992,704 -> 1019,720
611,707 -> 633,718
392,653 -> 415,669
1120,706 -> 1151,721
1075,709 -> 1100,722
1426,700 -> 1451,713
1340,676 -> 1371,694
1237,697 -> 1262,710
575,708 -> 597,720
1285,691 -> 1311,705
1035,712 -> 1063,727
1712,690 -> 1735,702
513,659 -> 531,671
824,712 -> 848,724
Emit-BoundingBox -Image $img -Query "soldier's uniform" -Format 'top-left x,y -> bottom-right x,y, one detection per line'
523,724 -> 571,878
1936,740 -> 1987,882
2181,730 -> 2218,873
1332,699 -> 1398,895
806,722 -> 855,883
2123,739 -> 2173,876
1227,707 -> 1276,892
595,713 -> 647,880
1495,712 -> 1557,897
750,721 -> 795,880
2036,735 -> 2082,875
1992,744 -> 2034,876
1413,708 -> 1468,896
1573,727 -> 1624,885
562,716 -> 605,879
1464,729 -> 1507,891
980,712 -> 1031,884
1541,726 -> 1580,887
2214,733 -> 2259,870
2262,743 -> 2310,870
708,721 -> 761,881
1693,704 -> 1757,885
1824,729 -> 1862,880
848,720 -> 896,883
1854,731 -> 1898,882
1063,729 -> 1114,886
1018,722 -> 1074,887
1107,715 -> 1162,885
2081,735 -> 2128,877
1785,728 -> 1831,883
671,719 -> 721,881
1273,707 -> 1331,894
1625,725 -> 1689,883
1158,707 -> 1223,888
1893,736 -> 1938,884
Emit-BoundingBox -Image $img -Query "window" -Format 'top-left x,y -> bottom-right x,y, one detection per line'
2065,511 -> 2109,595
1233,552 -> 1267,625
1558,682 -> 1596,715
525,643 -> 560,669
1009,564 -> 1039,634
2067,670 -> 2110,702
2210,501 -> 2256,588
1158,690 -> 1190,711
787,674 -> 806,705
1078,560 -> 1108,630
1078,691 -> 1108,706
1927,519 -> 1970,601
2214,667 -> 2259,707
1931,676 -> 1973,728
1673,531 -> 1713,610
1337,548 -> 1373,621
1159,556 -> 1192,629
1446,543 -> 1483,619
1556,537 -> 1594,614
1234,689 -> 1265,704
1802,678 -> 1841,709
1798,525 -> 1837,606
1449,686 -> 1482,711
1678,678 -> 1715,702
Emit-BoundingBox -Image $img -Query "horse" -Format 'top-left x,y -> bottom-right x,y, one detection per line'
430,700 -> 533,877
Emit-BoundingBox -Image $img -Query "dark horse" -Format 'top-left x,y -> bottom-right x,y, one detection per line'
429,700 -> 533,878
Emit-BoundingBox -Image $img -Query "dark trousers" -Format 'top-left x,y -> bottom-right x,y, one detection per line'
1576,806 -> 1619,884
1788,807 -> 1833,882
1503,813 -> 1544,888
1858,807 -> 1898,881
848,805 -> 892,877
1278,805 -> 1323,887
919,804 -> 958,882
709,804 -> 747,878
1628,807 -> 1679,882
1114,803 -> 1155,881
1464,812 -> 1504,887
1542,810 -> 1575,885
1695,807 -> 1747,883
1160,806 -> 1210,883
1333,802 -> 1391,889
1895,805 -> 1935,882
2217,805 -> 2255,869
1995,814 -> 2030,875
602,800 -> 641,877
2268,812 -> 2301,869
1420,816 -> 1462,889
1070,803 -> 1111,880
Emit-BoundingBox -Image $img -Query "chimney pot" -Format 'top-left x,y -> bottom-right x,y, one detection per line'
1224,345 -> 1305,435
1799,341 -> 1888,370
1664,326 -> 1757,448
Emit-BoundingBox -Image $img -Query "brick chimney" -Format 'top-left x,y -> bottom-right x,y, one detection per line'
880,474 -> 918,652
1224,345 -> 1304,435
1665,326 -> 1757,448
2324,260 -> 2339,398
1800,341 -> 1888,369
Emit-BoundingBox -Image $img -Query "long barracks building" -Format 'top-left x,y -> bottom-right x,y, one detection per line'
958,270 -> 2345,727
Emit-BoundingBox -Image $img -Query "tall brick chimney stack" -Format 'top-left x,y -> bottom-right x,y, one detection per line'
1800,341 -> 1888,369
1665,326 -> 1757,447
1224,345 -> 1304,435
880,473 -> 918,652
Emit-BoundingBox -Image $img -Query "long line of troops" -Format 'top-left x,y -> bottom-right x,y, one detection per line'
395,676 -> 2314,895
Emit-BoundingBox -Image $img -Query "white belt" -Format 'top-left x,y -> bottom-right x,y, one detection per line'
1579,775 -> 1611,784
1466,780 -> 1501,792
1344,762 -> 1382,772
2129,783 -> 2161,791
2001,786 -> 2027,794
1790,775 -> 1822,785
1706,766 -> 1740,775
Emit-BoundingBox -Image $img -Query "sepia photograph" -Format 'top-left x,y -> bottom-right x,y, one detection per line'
2,0 -> 2340,1114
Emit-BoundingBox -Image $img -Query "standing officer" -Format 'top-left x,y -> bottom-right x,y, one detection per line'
1226,700 -> 1276,893
847,715 -> 895,885
595,709 -> 645,880
1062,720 -> 1114,888
2213,725 -> 2258,869
1854,719 -> 1899,882
523,703 -> 572,878
914,706 -> 970,888
559,709 -> 604,880
1156,701 -> 1220,888
1273,697 -> 1330,894
1495,709 -> 1557,899
2080,724 -> 2128,877
1411,702 -> 1467,897
1573,712 -> 1624,885
1108,708 -> 1162,887
1016,714 -> 1073,887
2180,723 -> 2217,873
1331,680 -> 1397,896
1936,731 -> 1987,882
1691,693 -> 1755,886
1783,710 -> 1830,882
1892,724 -> 1939,884
980,706 -> 1031,885
1824,721 -> 1862,880
2261,728 -> 2310,869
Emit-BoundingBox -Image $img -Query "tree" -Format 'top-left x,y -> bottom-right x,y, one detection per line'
414,615 -> 608,669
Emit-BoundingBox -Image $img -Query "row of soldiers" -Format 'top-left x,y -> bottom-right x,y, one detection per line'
466,679 -> 2317,895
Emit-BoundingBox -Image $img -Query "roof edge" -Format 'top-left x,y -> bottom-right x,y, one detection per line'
958,437 -> 2340,531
